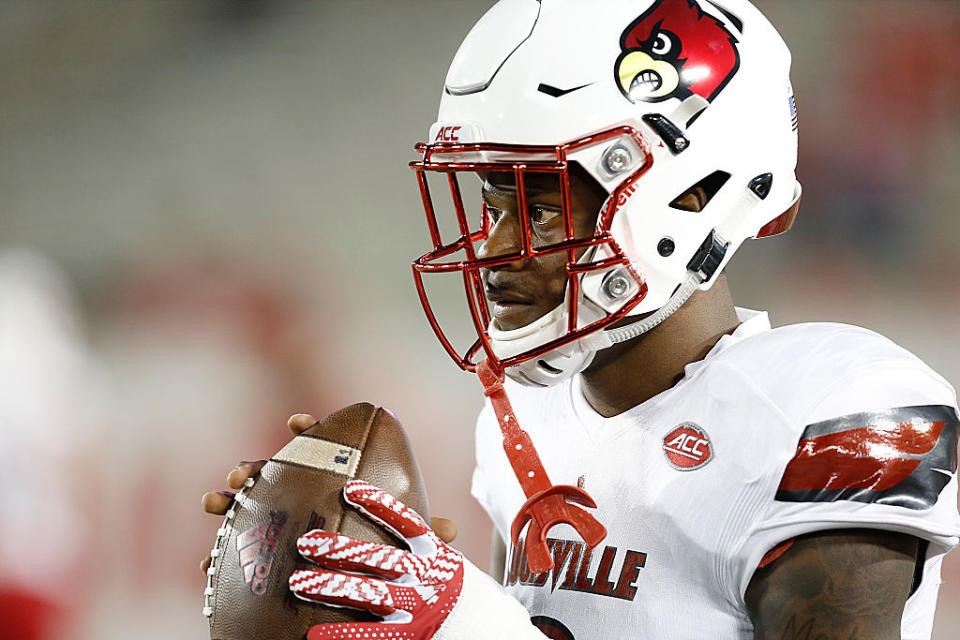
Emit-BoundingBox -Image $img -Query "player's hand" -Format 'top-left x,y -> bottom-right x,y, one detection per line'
290,481 -> 546,640
199,413 -> 457,573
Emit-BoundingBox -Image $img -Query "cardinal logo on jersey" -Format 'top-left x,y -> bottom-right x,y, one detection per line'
663,422 -> 713,470
615,0 -> 741,104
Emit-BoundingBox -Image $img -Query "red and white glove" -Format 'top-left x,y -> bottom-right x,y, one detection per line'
289,480 -> 548,640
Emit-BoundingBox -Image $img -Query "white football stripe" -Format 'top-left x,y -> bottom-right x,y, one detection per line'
272,436 -> 361,477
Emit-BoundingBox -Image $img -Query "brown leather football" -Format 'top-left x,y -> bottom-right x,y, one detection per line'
203,402 -> 429,640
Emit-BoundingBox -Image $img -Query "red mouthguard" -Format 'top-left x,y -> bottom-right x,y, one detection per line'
476,358 -> 607,574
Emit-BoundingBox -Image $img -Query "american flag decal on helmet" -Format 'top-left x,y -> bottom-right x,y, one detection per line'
788,92 -> 798,131
776,405 -> 959,510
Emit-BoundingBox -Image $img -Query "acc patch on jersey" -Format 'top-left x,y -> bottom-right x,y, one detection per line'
663,422 -> 713,470
776,405 -> 960,510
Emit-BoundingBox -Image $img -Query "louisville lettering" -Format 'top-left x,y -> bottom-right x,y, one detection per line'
505,537 -> 646,601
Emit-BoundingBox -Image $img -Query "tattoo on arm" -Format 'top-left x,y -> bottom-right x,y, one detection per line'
778,614 -> 861,640
745,529 -> 919,640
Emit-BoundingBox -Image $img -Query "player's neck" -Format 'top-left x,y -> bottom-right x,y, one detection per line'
579,275 -> 740,418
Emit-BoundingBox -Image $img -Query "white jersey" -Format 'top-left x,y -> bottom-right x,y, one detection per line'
471,309 -> 960,640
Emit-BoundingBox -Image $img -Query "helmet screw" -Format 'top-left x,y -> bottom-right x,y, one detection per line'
674,138 -> 689,151
604,274 -> 630,298
603,146 -> 632,174
657,237 -> 675,257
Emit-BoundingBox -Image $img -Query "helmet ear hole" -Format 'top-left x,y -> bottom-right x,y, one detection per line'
537,360 -> 563,375
669,170 -> 732,212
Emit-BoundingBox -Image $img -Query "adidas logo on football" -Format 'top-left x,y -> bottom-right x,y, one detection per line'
237,510 -> 289,595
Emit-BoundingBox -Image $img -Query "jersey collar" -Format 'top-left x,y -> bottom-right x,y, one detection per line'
680,307 -> 770,379
568,307 -> 771,440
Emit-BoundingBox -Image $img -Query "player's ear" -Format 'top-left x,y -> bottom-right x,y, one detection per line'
669,170 -> 731,212
670,186 -> 709,212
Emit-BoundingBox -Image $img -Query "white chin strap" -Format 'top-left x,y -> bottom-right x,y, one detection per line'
487,268 -> 707,388
489,277 -> 699,389
487,305 -> 565,359
582,272 -> 701,351
493,232 -> 727,388
486,279 -> 698,389
488,299 -> 603,388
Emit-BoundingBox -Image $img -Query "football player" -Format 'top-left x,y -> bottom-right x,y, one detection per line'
203,1 -> 960,638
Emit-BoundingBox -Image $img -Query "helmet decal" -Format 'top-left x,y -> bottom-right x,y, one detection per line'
416,0 -> 800,387
615,0 -> 741,105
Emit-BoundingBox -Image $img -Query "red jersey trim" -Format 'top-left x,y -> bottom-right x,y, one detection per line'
757,537 -> 796,569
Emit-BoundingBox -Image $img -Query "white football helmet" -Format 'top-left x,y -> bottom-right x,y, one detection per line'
411,0 -> 801,387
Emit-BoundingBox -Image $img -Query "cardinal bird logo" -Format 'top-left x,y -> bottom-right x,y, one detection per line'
615,0 -> 740,104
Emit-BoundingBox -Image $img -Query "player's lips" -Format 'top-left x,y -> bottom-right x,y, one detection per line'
491,300 -> 531,324
484,289 -> 531,304
483,284 -> 536,328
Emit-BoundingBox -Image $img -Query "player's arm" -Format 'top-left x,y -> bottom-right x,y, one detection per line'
744,528 -> 919,640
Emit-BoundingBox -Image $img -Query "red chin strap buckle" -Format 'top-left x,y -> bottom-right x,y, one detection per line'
476,358 -> 607,574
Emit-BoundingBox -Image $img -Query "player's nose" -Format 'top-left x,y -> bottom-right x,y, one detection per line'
478,211 -> 524,270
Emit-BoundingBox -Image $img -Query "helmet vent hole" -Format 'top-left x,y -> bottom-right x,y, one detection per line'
537,360 -> 563,375
518,371 -> 549,387
669,170 -> 731,212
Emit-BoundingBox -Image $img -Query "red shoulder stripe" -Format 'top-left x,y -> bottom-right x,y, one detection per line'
778,421 -> 945,493
775,405 -> 958,509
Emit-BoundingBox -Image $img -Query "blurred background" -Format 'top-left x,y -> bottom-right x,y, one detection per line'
0,1 -> 957,637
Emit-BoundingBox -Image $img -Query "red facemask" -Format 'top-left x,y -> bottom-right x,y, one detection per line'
410,125 -> 654,375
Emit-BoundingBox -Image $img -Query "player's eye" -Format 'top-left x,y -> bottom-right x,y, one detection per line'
530,205 -> 562,226
652,32 -> 671,56
486,205 -> 503,224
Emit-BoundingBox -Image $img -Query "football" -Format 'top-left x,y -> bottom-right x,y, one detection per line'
203,402 -> 430,639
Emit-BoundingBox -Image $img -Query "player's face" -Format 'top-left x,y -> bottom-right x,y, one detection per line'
477,168 -> 607,331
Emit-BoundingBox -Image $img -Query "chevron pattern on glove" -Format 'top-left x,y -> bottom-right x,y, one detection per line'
289,481 -> 465,640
